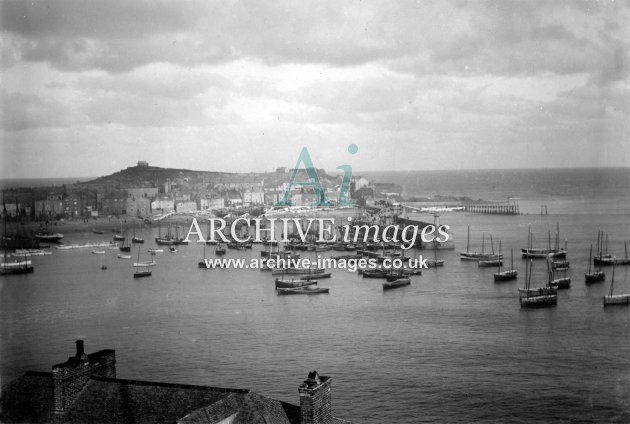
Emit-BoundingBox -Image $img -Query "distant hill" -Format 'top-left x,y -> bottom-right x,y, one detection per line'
82,165 -> 232,188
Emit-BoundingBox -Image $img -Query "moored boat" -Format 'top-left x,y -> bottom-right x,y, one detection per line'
382,278 -> 411,290
603,263 -> 630,306
494,247 -> 518,282
585,244 -> 605,284
276,286 -> 330,295
519,260 -> 557,308
275,279 -> 318,289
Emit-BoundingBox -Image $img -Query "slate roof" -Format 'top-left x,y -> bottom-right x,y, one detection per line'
1,372 -> 353,424
178,392 -> 301,424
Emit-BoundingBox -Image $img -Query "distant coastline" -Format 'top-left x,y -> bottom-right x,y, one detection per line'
0,177 -> 96,190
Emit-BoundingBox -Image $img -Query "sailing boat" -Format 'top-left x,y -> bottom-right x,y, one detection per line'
1,214 -> 34,275
133,246 -> 152,278
118,231 -> 131,253
478,237 -> 503,267
521,224 -> 566,259
494,247 -> 518,282
603,262 -> 630,306
615,241 -> 630,266
584,244 -> 605,284
593,230 -> 614,266
99,253 -> 107,270
198,244 -> 210,268
131,221 -> 144,244
547,256 -> 571,289
113,221 -> 125,241
518,259 -> 557,297
519,260 -> 557,308
426,239 -> 444,267
215,242 -> 227,255
459,227 -> 501,261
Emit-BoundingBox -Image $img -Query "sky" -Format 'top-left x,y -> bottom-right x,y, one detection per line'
1,0 -> 629,178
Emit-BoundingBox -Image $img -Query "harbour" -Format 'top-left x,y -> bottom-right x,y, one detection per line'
2,167 -> 630,423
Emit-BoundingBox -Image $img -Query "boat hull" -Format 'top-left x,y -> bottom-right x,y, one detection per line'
584,272 -> 605,284
493,270 -> 518,282
382,278 -> 411,290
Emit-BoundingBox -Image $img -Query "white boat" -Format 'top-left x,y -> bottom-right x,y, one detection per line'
117,254 -> 131,259
133,260 -> 157,267
91,250 -> 106,255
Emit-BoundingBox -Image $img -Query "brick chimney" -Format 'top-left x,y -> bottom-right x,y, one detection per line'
52,340 -> 116,414
298,371 -> 333,424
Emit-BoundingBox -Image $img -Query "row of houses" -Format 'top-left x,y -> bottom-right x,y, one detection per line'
1,171 -> 385,219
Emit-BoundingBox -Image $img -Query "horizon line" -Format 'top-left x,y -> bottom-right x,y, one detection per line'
1,165 -> 629,181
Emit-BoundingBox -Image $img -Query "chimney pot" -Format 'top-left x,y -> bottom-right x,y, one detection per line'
75,340 -> 85,357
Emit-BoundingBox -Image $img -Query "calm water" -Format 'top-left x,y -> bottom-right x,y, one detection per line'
2,168 -> 630,423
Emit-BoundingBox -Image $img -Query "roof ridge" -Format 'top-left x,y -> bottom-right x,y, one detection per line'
88,375 -> 250,393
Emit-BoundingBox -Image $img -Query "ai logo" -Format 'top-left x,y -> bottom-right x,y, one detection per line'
276,144 -> 358,207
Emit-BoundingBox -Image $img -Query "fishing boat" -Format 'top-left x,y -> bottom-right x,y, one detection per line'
494,248 -> 518,282
426,240 -> 445,267
603,263 -> 630,306
118,233 -> 131,253
585,244 -> 605,284
518,260 -> 557,297
133,267 -> 152,278
519,260 -> 557,308
131,221 -> 144,244
276,286 -> 330,295
460,227 -> 501,261
362,268 -> 388,278
547,258 -> 571,290
382,277 -> 411,290
33,226 -> 64,243
133,247 -> 152,278
1,255 -> 34,275
98,252 -> 107,270
169,246 -> 177,253
198,245 -> 209,268
551,259 -> 570,271
521,224 -> 566,259
271,267 -> 325,276
117,254 -> 131,259
297,272 -> 331,280
615,241 -> 630,266
1,216 -> 35,275
275,279 -> 318,289
215,243 -> 227,255
113,221 -> 125,241
593,230 -> 614,266
91,250 -> 106,255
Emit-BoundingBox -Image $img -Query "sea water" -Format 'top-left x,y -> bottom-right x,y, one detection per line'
1,168 -> 629,423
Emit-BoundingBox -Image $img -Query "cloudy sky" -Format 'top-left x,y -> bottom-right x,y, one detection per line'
1,0 -> 629,178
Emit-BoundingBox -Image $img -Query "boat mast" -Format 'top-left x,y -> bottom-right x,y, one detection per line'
481,232 -> 485,254
609,263 -> 615,296
496,240 -> 502,272
466,226 -> 470,253
588,244 -> 593,274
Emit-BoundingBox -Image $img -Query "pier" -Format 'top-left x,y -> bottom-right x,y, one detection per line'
463,201 -> 519,215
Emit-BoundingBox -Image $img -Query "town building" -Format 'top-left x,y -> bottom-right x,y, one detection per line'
0,341 -> 351,424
